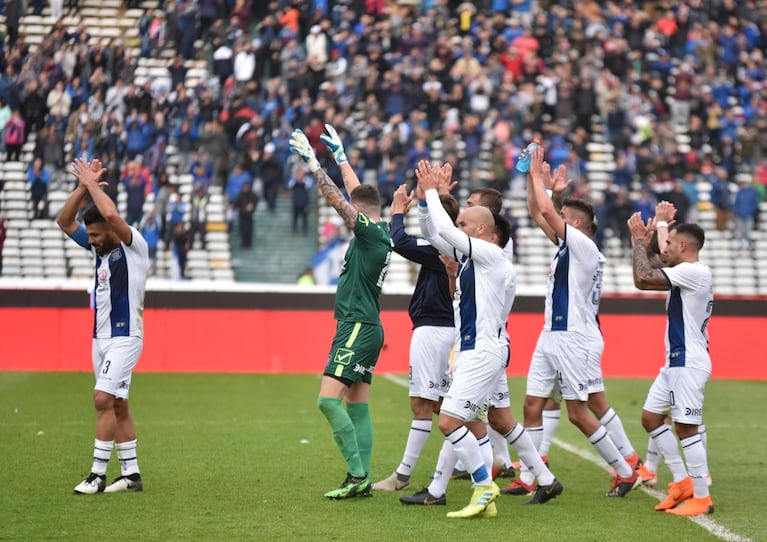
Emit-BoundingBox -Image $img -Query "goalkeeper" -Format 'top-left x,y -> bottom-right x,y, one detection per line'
290,124 -> 393,500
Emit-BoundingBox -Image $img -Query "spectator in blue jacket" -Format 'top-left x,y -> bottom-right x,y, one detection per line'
28,157 -> 51,219
733,177 -> 760,250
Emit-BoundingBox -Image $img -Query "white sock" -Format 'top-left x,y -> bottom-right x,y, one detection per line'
698,423 -> 707,450
488,424 -> 512,468
648,424 -> 687,482
519,426 -> 543,485
91,439 -> 114,476
506,423 -> 554,486
446,426 -> 489,485
397,418 -> 432,477
428,439 -> 457,498
588,426 -> 632,478
478,434 -> 494,474
680,433 -> 709,498
540,408 -> 561,457
116,439 -> 140,476
599,408 -> 635,459
644,434 -> 660,473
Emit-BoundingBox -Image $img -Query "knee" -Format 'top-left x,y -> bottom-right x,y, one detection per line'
92,391 -> 114,412
641,411 -> 662,432
437,414 -> 460,436
113,399 -> 130,419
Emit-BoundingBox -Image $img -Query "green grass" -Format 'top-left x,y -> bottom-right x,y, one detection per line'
0,373 -> 764,541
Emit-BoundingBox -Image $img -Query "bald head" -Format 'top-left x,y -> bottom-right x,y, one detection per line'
457,205 -> 495,242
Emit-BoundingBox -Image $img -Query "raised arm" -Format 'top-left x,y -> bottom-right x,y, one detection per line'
73,158 -> 134,245
628,212 -> 671,291
415,161 -> 458,257
56,183 -> 90,236
290,128 -> 358,231
646,200 -> 677,268
320,123 -> 360,195
528,147 -> 565,242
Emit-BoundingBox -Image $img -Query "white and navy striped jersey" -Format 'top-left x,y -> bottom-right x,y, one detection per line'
70,225 -> 149,339
584,250 -> 607,342
419,189 -> 516,353
660,261 -> 713,373
544,224 -> 600,334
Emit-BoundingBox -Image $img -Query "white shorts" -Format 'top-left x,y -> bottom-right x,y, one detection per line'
409,326 -> 455,401
643,366 -> 709,425
584,336 -> 605,394
92,336 -> 143,400
526,331 -> 591,402
489,346 -> 511,409
441,347 -> 507,422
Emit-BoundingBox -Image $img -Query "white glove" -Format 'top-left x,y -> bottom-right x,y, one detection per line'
319,123 -> 348,165
289,129 -> 321,172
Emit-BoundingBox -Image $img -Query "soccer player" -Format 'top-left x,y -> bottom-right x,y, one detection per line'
372,183 -> 460,492
57,158 -> 150,494
628,212 -> 714,516
521,148 -> 639,497
400,174 -> 562,509
413,160 -> 542,518
506,158 -> 643,495
289,124 -> 393,500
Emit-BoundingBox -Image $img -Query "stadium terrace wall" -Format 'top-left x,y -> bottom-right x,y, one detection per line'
0,287 -> 764,380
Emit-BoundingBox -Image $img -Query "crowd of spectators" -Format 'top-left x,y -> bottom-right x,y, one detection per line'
1,0 -> 767,282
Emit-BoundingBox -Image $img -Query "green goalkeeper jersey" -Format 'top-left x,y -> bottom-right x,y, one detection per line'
333,212 -> 393,324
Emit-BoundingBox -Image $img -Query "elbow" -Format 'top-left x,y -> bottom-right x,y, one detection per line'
634,277 -> 650,291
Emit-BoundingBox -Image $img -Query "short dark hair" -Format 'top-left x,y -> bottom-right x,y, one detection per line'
82,206 -> 106,226
562,197 -> 595,225
492,212 -> 511,248
673,223 -> 705,250
350,184 -> 382,211
471,187 -> 503,214
440,194 -> 460,223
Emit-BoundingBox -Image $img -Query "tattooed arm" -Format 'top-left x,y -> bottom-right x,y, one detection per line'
314,167 -> 358,231
628,212 -> 671,291
290,127 -> 359,231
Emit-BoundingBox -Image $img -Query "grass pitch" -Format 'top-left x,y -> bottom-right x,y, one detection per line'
0,373 -> 763,541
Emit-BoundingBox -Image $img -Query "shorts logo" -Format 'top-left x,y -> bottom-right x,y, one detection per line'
334,348 -> 355,366
684,407 -> 703,417
463,400 -> 481,413
353,364 -> 368,375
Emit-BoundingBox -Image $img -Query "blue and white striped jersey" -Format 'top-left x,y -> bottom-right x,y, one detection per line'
419,189 -> 516,353
544,224 -> 600,334
660,261 -> 713,373
71,225 -> 150,339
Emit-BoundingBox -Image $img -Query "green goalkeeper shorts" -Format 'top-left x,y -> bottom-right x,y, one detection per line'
323,321 -> 384,385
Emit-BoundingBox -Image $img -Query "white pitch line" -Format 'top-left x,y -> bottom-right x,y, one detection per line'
383,373 -> 753,542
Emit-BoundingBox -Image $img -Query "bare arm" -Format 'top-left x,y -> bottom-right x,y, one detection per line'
338,161 -> 361,195
71,158 -> 133,245
628,212 -> 671,290
314,168 -> 358,231
529,147 -> 565,242
56,184 -> 89,235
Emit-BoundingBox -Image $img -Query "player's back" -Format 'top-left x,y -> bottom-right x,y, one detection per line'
334,215 -> 393,325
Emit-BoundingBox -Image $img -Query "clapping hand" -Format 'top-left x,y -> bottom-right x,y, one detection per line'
289,129 -> 321,172
415,160 -> 439,197
627,211 -> 652,243
319,123 -> 348,165
390,184 -> 414,216
70,158 -> 107,189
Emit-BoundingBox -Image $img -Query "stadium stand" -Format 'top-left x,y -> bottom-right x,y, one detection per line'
1,0 -> 765,294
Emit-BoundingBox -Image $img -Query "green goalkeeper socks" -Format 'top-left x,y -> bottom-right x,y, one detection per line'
317,397 -> 365,478
346,402 -> 373,479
